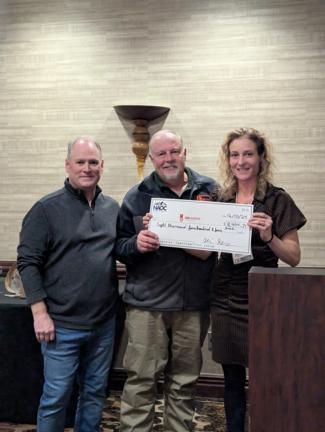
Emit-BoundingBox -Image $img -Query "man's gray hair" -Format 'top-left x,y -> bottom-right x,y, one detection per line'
67,137 -> 102,160
149,130 -> 183,155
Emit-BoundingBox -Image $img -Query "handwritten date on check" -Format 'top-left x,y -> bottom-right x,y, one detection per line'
148,198 -> 253,255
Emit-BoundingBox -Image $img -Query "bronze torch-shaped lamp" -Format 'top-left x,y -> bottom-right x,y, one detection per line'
114,105 -> 170,180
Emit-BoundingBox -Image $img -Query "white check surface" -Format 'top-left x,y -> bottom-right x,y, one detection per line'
149,198 -> 253,254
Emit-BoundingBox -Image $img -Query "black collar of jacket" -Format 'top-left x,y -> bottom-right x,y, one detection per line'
137,167 -> 216,196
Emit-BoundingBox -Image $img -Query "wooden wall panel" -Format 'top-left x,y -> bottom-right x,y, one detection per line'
249,267 -> 325,431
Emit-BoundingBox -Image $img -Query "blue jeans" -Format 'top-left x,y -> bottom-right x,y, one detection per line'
37,316 -> 115,432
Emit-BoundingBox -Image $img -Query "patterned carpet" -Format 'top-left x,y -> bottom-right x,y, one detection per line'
0,391 -> 226,431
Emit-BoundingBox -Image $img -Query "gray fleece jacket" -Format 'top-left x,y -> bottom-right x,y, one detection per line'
116,168 -> 217,311
17,180 -> 119,329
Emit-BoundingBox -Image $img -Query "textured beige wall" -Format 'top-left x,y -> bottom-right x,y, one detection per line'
1,0 -> 324,269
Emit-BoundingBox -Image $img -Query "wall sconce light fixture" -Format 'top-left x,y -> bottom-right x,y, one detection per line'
114,105 -> 170,180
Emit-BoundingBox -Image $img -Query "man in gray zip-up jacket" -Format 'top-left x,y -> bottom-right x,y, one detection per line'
17,137 -> 119,432
117,130 -> 217,432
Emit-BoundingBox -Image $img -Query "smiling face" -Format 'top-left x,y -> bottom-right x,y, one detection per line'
228,137 -> 262,184
65,139 -> 103,193
149,132 -> 186,187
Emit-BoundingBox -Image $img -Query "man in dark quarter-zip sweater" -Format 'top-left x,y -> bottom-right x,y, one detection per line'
17,137 -> 119,432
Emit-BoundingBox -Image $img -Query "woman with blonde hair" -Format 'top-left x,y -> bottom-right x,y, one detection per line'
211,128 -> 306,432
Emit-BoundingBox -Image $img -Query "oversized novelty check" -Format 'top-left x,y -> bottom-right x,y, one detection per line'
149,198 -> 253,254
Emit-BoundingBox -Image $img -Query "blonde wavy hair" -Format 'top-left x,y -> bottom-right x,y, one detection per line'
217,128 -> 274,201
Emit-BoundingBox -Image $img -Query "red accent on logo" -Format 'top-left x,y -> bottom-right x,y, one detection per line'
196,194 -> 211,201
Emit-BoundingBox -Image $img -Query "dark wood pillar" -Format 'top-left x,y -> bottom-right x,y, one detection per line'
249,267 -> 325,432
